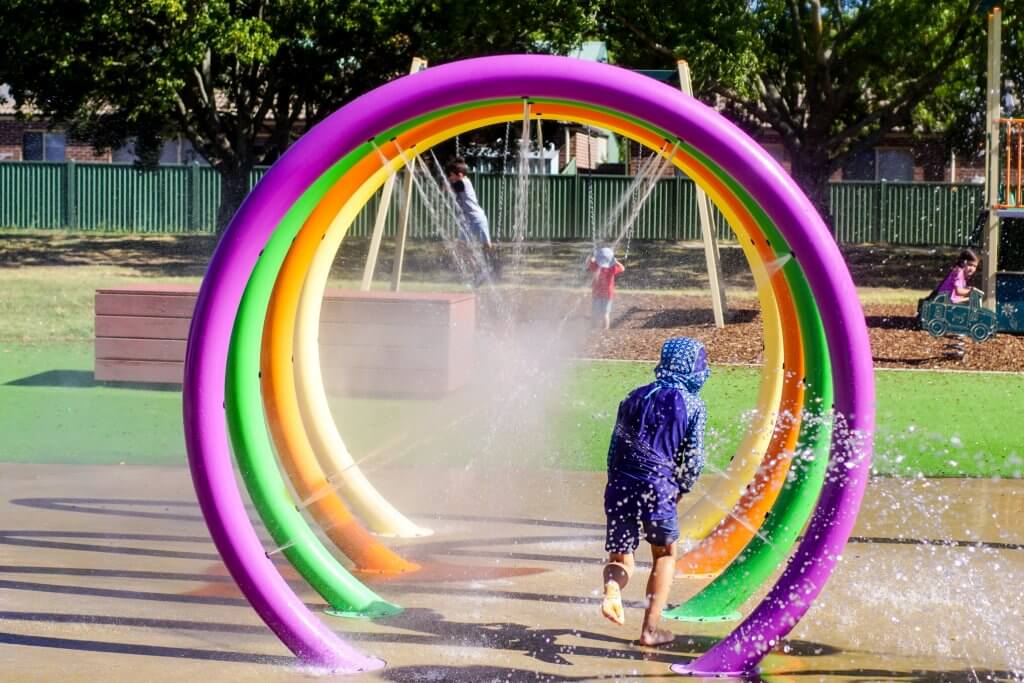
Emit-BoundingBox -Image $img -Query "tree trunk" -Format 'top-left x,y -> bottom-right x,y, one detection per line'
216,164 -> 253,234
789,151 -> 834,232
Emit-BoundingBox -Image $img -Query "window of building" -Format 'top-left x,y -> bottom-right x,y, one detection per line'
841,148 -> 875,181
22,131 -> 66,161
111,136 -> 208,165
111,140 -> 137,163
180,139 -> 205,165
159,138 -> 182,164
876,148 -> 915,181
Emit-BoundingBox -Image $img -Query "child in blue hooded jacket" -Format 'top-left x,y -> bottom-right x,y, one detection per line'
600,337 -> 709,646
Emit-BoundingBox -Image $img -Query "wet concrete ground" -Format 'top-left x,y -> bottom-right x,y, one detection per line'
0,463 -> 1021,682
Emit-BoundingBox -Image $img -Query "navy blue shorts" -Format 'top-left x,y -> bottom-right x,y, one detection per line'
605,513 -> 679,554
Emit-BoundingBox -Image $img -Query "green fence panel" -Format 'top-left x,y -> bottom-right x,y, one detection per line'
672,176 -> 732,242
74,163 -> 189,231
194,167 -> 220,231
0,162 -> 65,228
0,161 -> 992,244
474,173 -> 580,240
878,182 -> 983,245
831,181 -> 879,243
675,178 -> 697,240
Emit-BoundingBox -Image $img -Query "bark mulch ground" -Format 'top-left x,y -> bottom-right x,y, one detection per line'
484,289 -> 1024,372
4,231 -> 1021,371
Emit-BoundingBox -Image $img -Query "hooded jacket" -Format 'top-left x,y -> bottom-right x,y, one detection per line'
604,338 -> 709,520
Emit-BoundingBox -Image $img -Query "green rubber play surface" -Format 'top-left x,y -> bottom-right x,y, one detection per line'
0,342 -> 1020,477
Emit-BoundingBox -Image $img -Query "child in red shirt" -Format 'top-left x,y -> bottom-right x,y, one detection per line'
588,246 -> 625,330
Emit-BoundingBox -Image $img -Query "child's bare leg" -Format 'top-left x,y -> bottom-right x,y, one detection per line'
601,552 -> 634,625
603,311 -> 611,330
639,542 -> 677,646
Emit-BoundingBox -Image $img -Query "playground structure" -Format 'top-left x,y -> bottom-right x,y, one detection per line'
917,7 -> 1024,345
909,7 -> 1024,343
983,115 -> 1024,333
980,7 -> 1024,333
181,55 -> 875,677
359,57 -> 731,328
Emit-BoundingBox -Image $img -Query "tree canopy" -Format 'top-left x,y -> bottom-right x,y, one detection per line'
932,2 -> 1024,164
0,0 -> 592,229
598,0 -> 990,220
1,0 -> 1010,228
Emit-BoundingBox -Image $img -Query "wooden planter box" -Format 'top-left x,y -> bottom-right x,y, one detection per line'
94,285 -> 476,397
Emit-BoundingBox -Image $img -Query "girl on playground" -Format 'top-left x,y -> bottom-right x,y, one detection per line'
588,246 -> 625,330
600,337 -> 709,646
936,248 -> 981,304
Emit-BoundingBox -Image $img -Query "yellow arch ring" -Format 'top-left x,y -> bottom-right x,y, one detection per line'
296,125 -> 783,545
266,101 -> 795,549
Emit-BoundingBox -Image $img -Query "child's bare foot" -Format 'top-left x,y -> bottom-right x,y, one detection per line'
638,627 -> 675,647
601,583 -> 625,625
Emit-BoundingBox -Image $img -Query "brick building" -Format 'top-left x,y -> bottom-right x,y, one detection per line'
610,129 -> 985,183
1,86 -> 204,164
0,91 -> 109,162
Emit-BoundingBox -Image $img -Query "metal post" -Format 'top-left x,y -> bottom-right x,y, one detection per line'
678,60 -> 727,327
535,116 -> 544,172
188,162 -> 201,232
64,160 -> 77,229
983,8 -> 1002,310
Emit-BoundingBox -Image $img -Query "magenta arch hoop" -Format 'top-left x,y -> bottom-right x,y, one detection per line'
182,55 -> 875,676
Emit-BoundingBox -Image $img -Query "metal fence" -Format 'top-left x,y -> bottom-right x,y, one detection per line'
0,161 -> 985,245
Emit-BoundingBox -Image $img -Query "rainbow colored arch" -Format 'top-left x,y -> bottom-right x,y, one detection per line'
182,55 -> 875,677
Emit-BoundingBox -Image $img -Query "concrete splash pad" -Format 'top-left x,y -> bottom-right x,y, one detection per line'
0,463 -> 1021,682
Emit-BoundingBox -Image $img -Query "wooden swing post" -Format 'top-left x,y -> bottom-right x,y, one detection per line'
678,60 -> 728,327
983,8 -> 1002,310
359,57 -> 428,292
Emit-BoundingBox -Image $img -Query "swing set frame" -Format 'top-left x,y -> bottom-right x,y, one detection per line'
358,57 -> 730,328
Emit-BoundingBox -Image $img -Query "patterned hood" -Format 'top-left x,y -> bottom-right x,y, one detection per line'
652,337 -> 710,395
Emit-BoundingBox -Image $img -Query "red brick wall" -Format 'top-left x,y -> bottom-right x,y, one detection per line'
559,132 -> 602,171
66,145 -> 111,162
951,150 -> 986,184
0,118 -> 23,160
0,118 -> 111,162
953,165 -> 986,183
627,145 -> 680,176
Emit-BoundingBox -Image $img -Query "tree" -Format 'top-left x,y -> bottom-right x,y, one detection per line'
0,0 -> 592,231
598,0 -> 988,223
935,2 -> 1024,166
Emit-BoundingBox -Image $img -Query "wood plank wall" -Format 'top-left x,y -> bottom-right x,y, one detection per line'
94,285 -> 476,397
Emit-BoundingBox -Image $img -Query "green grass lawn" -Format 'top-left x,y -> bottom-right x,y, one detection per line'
1,342 -> 1020,478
